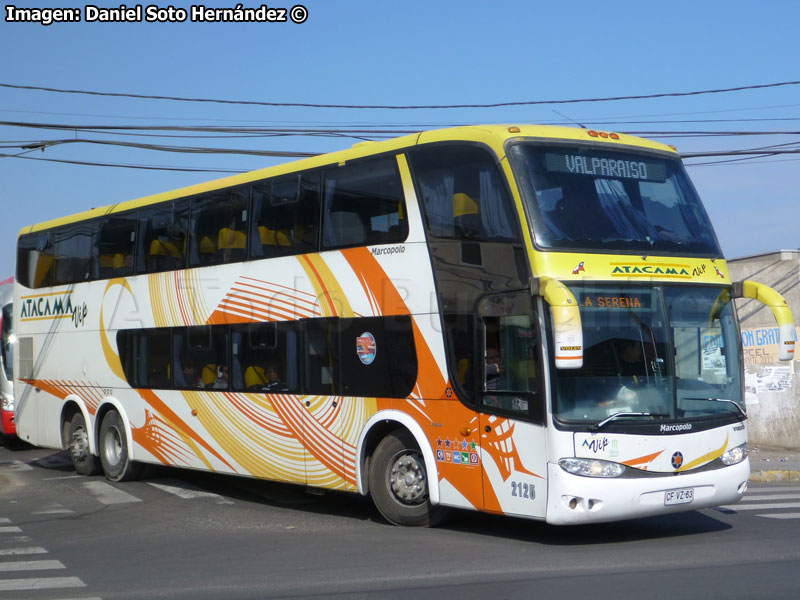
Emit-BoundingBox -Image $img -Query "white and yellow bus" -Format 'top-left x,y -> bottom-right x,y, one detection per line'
14,125 -> 795,526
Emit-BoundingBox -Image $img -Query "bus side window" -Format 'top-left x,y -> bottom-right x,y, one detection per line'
322,156 -> 408,250
189,187 -> 249,268
117,328 -> 171,389
303,319 -> 340,395
52,222 -> 97,285
17,232 -> 53,289
231,322 -> 298,393
136,200 -> 190,274
250,172 -> 319,260
408,145 -> 519,243
95,214 -> 136,279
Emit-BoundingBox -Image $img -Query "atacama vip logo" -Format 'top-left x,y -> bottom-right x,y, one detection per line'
611,263 -> 691,278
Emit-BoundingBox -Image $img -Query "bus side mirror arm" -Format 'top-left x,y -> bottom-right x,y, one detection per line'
532,276 -> 583,369
733,280 -> 796,361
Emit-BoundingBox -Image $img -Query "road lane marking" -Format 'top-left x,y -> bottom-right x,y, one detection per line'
0,559 -> 65,572
0,527 -> 22,533
83,481 -> 141,504
755,512 -> 800,519
0,576 -> 85,591
0,547 -> 48,556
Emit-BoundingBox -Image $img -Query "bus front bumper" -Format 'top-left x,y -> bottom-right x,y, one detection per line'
545,459 -> 749,525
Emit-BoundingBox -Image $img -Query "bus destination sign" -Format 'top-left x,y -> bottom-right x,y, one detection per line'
545,152 -> 668,183
578,292 -> 651,310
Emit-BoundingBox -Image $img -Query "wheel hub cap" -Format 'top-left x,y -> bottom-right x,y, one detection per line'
389,454 -> 426,504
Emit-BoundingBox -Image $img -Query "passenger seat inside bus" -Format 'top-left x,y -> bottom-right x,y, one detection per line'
328,212 -> 366,246
245,365 -> 268,390
149,239 -> 184,271
258,226 -> 291,248
201,364 -> 218,388
218,227 -> 246,262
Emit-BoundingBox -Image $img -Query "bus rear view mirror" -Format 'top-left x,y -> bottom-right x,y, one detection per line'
532,277 -> 583,369
732,280 -> 796,361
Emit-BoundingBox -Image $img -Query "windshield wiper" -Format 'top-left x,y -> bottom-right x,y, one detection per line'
590,411 -> 670,431
682,397 -> 746,418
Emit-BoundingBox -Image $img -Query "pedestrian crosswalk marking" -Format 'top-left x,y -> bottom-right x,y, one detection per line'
719,501 -> 800,511
83,480 -> 141,504
148,480 -> 234,504
0,559 -> 65,572
33,504 -> 76,515
0,547 -> 48,556
0,576 -> 85,591
0,460 -> 33,472
718,486 -> 800,519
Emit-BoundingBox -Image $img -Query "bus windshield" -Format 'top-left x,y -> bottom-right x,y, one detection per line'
509,144 -> 722,256
552,284 -> 743,427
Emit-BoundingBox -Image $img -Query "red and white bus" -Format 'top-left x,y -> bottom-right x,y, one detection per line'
0,277 -> 15,437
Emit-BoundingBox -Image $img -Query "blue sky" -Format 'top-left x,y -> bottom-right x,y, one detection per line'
1,0 -> 798,279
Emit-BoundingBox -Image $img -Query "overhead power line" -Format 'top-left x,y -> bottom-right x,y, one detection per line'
0,152 -> 245,173
2,80 -> 800,109
13,137 -> 319,158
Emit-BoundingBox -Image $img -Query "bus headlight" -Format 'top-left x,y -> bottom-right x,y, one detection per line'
720,443 -> 748,466
1,394 -> 12,412
559,457 -> 626,478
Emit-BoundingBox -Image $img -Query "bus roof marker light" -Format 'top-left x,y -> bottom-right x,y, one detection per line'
588,130 -> 599,137
508,126 -> 520,133
610,133 -> 620,140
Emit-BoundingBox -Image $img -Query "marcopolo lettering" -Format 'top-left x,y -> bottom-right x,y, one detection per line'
660,423 -> 693,433
370,245 -> 406,256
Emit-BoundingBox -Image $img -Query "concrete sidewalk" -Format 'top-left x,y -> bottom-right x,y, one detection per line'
748,445 -> 800,482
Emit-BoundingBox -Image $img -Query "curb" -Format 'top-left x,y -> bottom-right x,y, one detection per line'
749,470 -> 800,483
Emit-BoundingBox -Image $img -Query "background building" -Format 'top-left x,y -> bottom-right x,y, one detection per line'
729,250 -> 799,449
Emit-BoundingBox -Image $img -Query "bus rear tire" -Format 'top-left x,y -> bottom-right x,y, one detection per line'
98,410 -> 142,482
65,412 -> 101,476
368,430 -> 449,527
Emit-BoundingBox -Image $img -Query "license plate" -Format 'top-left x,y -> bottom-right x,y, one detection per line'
664,487 -> 694,506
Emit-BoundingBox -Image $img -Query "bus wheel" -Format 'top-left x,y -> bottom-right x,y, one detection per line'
98,410 -> 142,482
368,430 -> 448,527
66,413 -> 101,476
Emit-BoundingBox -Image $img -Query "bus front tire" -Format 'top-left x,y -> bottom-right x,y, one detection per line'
98,410 -> 142,482
65,412 -> 101,476
368,430 -> 448,527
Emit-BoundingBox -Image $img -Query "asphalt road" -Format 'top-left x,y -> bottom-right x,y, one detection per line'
1,436 -> 799,600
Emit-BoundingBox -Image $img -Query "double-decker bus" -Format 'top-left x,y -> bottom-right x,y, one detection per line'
0,277 -> 15,437
13,125 -> 795,526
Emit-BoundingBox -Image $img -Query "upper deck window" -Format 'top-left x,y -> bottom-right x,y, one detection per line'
509,144 -> 722,256
408,145 -> 519,243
